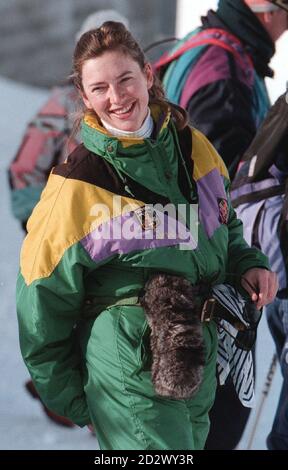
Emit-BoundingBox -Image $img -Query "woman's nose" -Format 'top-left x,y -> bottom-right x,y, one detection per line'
109,85 -> 123,103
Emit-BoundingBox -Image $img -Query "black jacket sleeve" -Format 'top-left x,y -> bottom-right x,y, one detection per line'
187,78 -> 256,179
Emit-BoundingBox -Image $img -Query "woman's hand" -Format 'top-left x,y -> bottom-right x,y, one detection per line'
241,268 -> 278,309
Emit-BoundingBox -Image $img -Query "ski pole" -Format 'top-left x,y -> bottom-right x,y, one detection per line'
246,352 -> 278,450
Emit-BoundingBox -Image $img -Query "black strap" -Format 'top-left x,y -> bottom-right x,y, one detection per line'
201,297 -> 260,351
176,126 -> 197,203
232,183 -> 286,208
251,202 -> 265,250
202,298 -> 247,331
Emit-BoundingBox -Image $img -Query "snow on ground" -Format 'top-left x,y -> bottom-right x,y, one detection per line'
0,77 -> 97,450
0,76 -> 282,450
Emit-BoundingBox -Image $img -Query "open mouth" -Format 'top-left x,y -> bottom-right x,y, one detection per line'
110,101 -> 135,117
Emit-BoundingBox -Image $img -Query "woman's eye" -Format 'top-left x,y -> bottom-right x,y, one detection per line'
92,87 -> 106,93
121,76 -> 132,83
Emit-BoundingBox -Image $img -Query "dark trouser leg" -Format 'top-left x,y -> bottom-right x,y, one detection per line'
266,378 -> 288,450
266,299 -> 288,450
204,377 -> 251,450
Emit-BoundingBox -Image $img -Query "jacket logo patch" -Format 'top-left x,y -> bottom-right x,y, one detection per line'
218,198 -> 228,225
134,207 -> 160,231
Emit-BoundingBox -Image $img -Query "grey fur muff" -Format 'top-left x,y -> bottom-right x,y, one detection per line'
140,274 -> 206,399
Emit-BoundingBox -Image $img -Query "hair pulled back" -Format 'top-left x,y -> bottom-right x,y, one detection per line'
71,21 -> 187,129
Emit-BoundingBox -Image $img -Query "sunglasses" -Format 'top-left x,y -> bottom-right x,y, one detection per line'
269,0 -> 288,12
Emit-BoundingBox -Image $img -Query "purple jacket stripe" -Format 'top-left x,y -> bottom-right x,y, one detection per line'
80,208 -> 198,263
197,168 -> 227,238
230,178 -> 282,201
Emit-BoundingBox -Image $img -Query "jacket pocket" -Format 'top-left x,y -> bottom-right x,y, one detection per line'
136,320 -> 152,372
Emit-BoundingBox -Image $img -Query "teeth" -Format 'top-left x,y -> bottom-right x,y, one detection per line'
112,103 -> 133,115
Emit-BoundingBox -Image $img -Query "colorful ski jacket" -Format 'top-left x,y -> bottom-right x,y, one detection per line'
17,105 -> 268,432
8,82 -> 79,226
158,0 -> 273,176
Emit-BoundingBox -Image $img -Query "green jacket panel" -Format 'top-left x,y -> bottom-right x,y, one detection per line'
17,107 -> 269,427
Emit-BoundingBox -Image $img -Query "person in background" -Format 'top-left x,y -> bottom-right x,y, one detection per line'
8,9 -> 129,428
16,20 -> 277,450
158,0 -> 288,179
157,0 -> 288,449
8,9 -> 129,232
231,87 -> 288,450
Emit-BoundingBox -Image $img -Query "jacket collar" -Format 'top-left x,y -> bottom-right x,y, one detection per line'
80,104 -> 176,200
81,103 -> 171,156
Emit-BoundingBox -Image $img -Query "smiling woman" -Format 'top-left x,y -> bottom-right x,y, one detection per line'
71,21 -> 187,137
80,51 -> 153,132
71,22 -> 187,135
16,20 -> 277,451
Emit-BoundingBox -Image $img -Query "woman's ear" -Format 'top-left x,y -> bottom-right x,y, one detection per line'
144,63 -> 154,90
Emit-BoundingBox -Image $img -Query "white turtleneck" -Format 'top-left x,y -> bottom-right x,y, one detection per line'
101,109 -> 154,139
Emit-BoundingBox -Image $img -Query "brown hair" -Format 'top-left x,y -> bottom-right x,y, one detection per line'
71,21 -> 187,131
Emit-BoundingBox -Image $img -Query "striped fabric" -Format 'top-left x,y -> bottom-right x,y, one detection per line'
212,284 -> 255,407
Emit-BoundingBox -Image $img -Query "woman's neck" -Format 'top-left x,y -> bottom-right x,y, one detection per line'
101,109 -> 154,139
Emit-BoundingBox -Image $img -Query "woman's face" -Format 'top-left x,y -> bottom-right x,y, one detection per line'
81,50 -> 154,132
